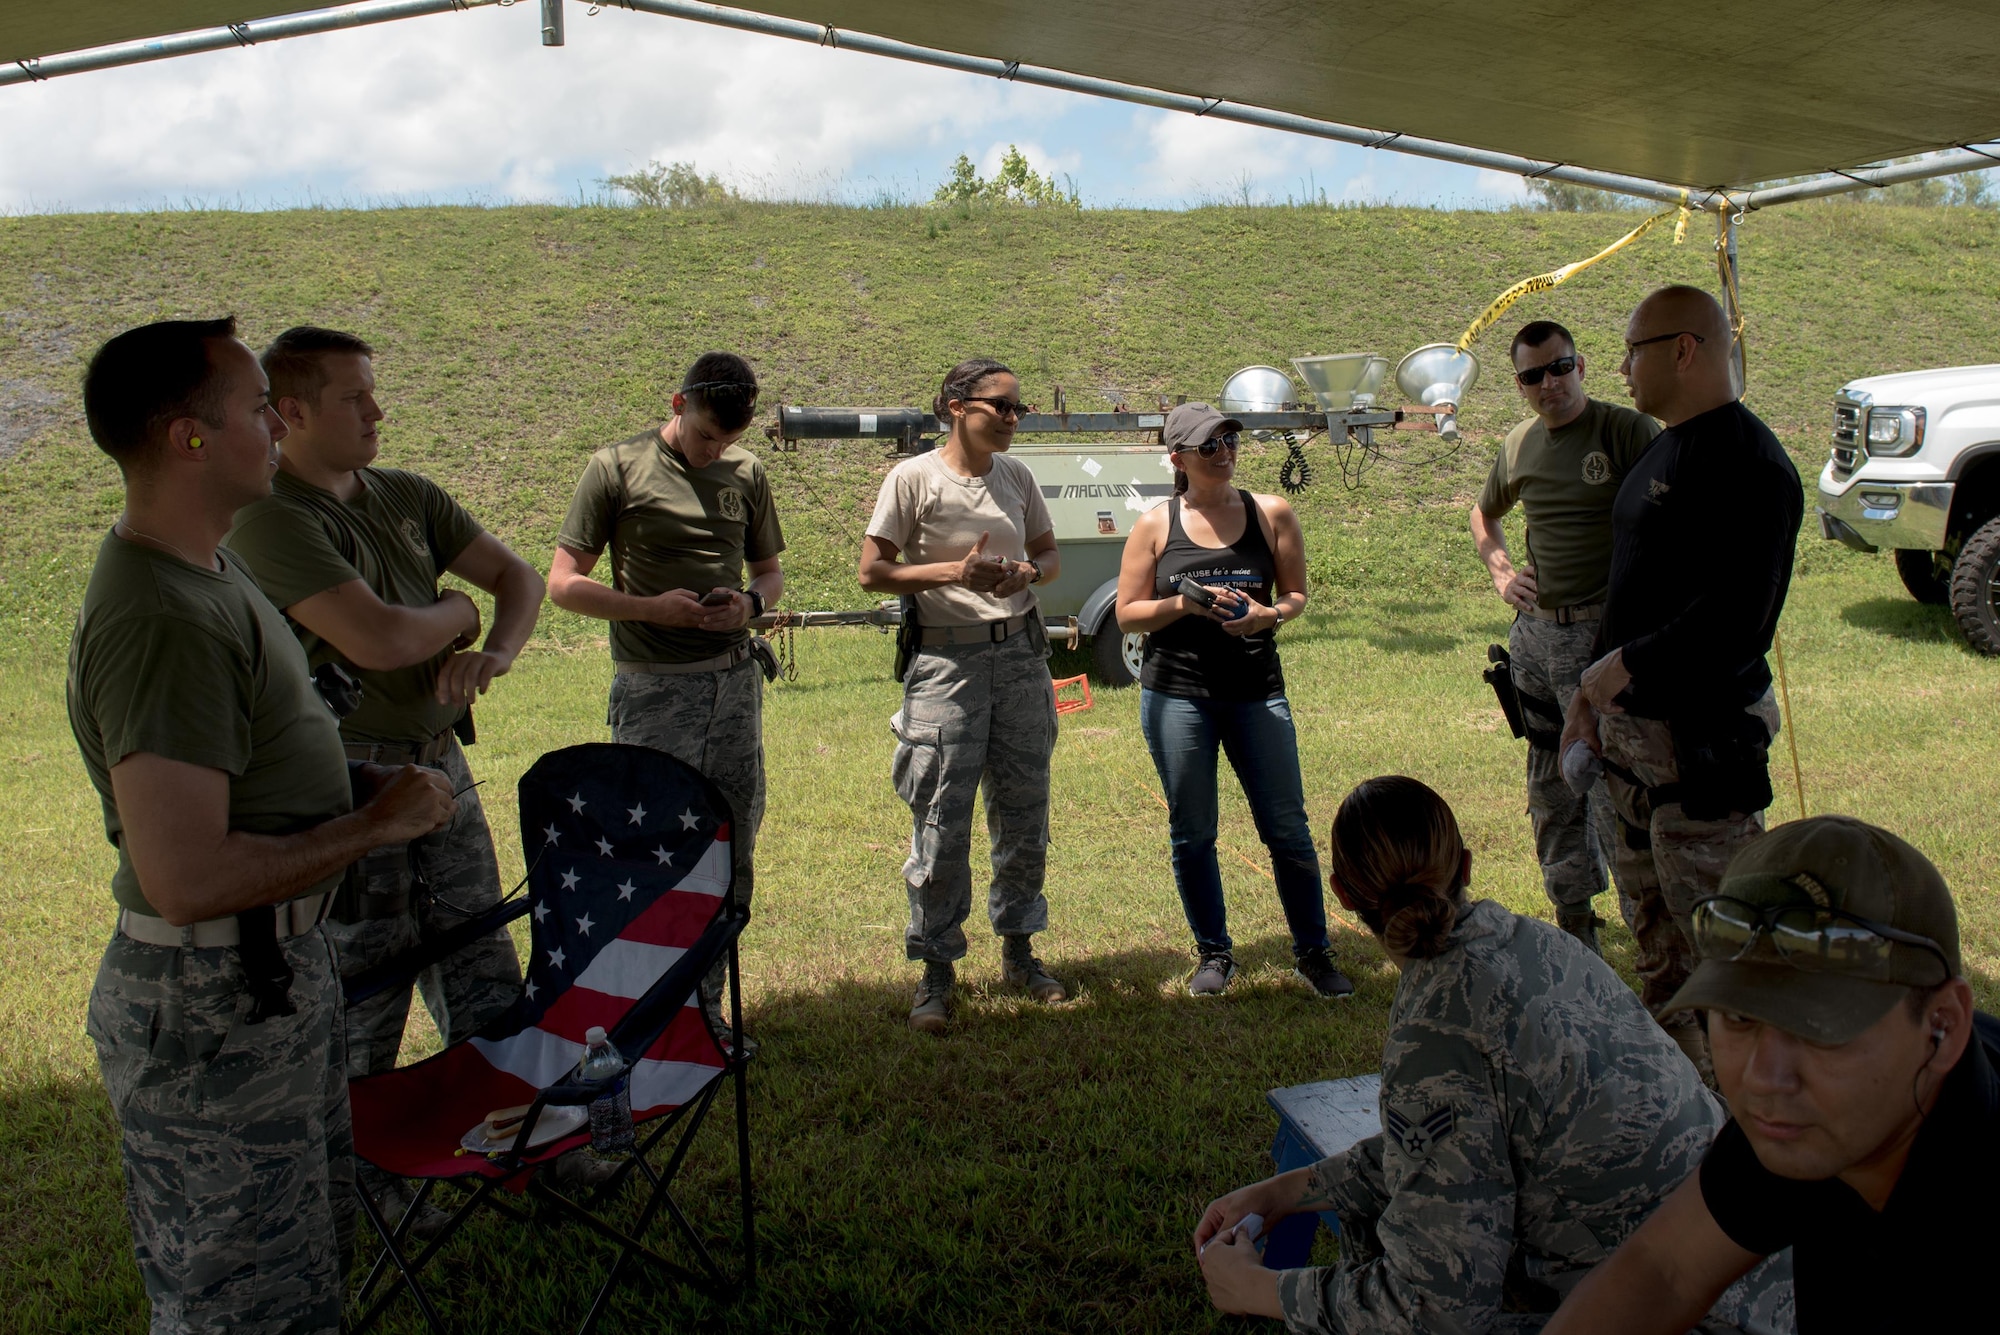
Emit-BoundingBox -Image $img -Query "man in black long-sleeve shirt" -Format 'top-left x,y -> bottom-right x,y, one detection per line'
1561,285 -> 1803,1079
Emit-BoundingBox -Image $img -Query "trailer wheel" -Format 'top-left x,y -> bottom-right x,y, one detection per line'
1894,548 -> 1950,606
1091,630 -> 1143,687
1949,517 -> 2000,655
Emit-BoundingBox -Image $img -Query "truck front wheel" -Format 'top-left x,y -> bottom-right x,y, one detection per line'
1895,548 -> 1951,606
1949,517 -> 2000,655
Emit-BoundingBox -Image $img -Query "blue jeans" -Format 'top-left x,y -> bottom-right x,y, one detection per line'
1139,690 -> 1330,959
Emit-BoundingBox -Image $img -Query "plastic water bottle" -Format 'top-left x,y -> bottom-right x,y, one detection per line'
579,1026 -> 635,1156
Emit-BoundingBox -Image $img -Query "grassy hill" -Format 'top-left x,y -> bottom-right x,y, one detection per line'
3,202 -> 1998,1331
6,201 -> 2000,633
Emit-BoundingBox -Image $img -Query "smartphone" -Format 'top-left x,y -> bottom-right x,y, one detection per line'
1176,577 -> 1217,609
699,589 -> 739,607
1199,1213 -> 1264,1256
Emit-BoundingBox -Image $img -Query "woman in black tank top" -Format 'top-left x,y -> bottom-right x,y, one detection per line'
1114,403 -> 1351,1000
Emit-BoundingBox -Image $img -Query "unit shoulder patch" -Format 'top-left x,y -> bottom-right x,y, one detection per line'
1385,1102 -> 1457,1163
1581,451 -> 1612,485
716,488 -> 747,522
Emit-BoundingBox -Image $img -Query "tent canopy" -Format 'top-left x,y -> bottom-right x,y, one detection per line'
7,0 -> 2000,193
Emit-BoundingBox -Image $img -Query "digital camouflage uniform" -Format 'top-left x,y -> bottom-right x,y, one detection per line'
228,467 -> 523,1082
1273,899 -> 1793,1335
892,624 -> 1057,961
320,739 -> 519,1075
560,429 -> 785,1031
1597,693 -> 1782,1022
1508,613 -> 1636,932
68,534 -> 357,1333
87,933 -> 353,1334
1479,400 -> 1659,935
607,656 -> 766,908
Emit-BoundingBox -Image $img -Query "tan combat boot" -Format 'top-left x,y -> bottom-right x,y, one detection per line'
1001,934 -> 1066,1002
909,960 -> 954,1034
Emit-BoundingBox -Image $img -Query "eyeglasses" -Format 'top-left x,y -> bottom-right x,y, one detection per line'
961,396 -> 1035,419
1691,895 -> 1952,987
1623,331 -> 1706,357
1515,355 -> 1578,386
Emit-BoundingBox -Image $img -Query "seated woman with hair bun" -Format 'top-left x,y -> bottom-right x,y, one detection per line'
1194,776 -> 1791,1335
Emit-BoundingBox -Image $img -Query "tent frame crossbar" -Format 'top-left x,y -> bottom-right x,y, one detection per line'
3,0 -> 1997,212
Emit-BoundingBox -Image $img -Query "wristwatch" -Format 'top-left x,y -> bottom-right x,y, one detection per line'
1026,559 -> 1044,585
747,589 -> 766,618
1272,606 -> 1286,628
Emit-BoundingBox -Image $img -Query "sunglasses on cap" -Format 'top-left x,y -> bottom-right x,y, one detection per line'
1515,355 -> 1578,387
1181,431 -> 1240,458
1691,895 -> 1953,987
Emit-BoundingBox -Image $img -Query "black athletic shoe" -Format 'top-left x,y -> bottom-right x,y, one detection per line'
1294,950 -> 1355,1000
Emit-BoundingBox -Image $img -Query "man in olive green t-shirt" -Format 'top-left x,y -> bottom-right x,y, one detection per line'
225,326 -> 546,1224
69,319 -> 454,1331
549,350 -> 785,1043
1469,320 -> 1659,954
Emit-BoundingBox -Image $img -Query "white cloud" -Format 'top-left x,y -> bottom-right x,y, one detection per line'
0,6 -> 1046,208
1137,114 -> 1296,201
0,5 -> 1535,211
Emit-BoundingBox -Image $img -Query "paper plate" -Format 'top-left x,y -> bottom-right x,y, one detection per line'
460,1103 -> 588,1154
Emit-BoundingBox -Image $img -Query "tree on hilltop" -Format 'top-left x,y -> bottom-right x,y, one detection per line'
932,147 -> 1079,207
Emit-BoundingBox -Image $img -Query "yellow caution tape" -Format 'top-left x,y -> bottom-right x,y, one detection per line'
1456,198 -> 1692,353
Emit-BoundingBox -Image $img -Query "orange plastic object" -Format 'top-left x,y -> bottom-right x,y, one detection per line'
1053,674 -> 1093,715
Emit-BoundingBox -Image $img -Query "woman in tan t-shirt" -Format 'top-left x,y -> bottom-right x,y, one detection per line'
859,358 -> 1065,1034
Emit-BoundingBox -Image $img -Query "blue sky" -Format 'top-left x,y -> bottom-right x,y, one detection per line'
0,4 -> 1529,212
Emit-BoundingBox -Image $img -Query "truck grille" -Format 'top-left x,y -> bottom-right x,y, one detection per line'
1830,401 -> 1862,479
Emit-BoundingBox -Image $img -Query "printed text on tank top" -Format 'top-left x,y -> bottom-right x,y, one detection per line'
1170,493 -> 1274,601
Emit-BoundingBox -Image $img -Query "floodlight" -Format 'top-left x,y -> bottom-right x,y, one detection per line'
1393,344 -> 1480,442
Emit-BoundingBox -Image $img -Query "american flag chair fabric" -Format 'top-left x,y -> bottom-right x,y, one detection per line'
344,743 -> 755,1335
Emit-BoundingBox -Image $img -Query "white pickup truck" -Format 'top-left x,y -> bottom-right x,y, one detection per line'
1815,365 -> 2000,653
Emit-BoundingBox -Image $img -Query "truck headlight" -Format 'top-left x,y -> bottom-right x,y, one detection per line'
1863,406 -> 1925,457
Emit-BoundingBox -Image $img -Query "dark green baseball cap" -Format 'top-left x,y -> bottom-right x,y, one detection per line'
1661,815 -> 1961,1045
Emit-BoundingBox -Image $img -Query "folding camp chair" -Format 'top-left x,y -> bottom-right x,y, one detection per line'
343,742 -> 755,1334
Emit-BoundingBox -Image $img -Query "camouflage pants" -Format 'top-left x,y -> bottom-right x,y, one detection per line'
323,740 -> 521,1080
87,928 -> 351,1335
893,626 -> 1056,962
1598,692 -> 1782,1017
610,657 -> 765,1029
1509,614 -> 1637,930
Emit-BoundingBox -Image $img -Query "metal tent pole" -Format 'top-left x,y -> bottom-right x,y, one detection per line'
0,0 -> 500,87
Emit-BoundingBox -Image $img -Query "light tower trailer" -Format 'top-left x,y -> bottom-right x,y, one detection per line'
765,402 -> 1407,685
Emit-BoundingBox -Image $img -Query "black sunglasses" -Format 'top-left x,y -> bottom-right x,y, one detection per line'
961,395 -> 1035,419
1624,330 -> 1706,356
1691,895 -> 1953,988
1188,431 -> 1240,458
1515,355 -> 1578,386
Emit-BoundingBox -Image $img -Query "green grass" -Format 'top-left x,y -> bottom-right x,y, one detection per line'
3,201 -> 1999,1331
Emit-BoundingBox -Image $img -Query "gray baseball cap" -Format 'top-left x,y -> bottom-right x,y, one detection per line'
1662,815 -> 1961,1045
1163,402 -> 1243,453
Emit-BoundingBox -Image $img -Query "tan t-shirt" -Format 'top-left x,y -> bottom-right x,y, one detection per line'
866,450 -> 1053,627
558,428 -> 786,665
66,532 -> 354,915
1477,398 -> 1660,610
